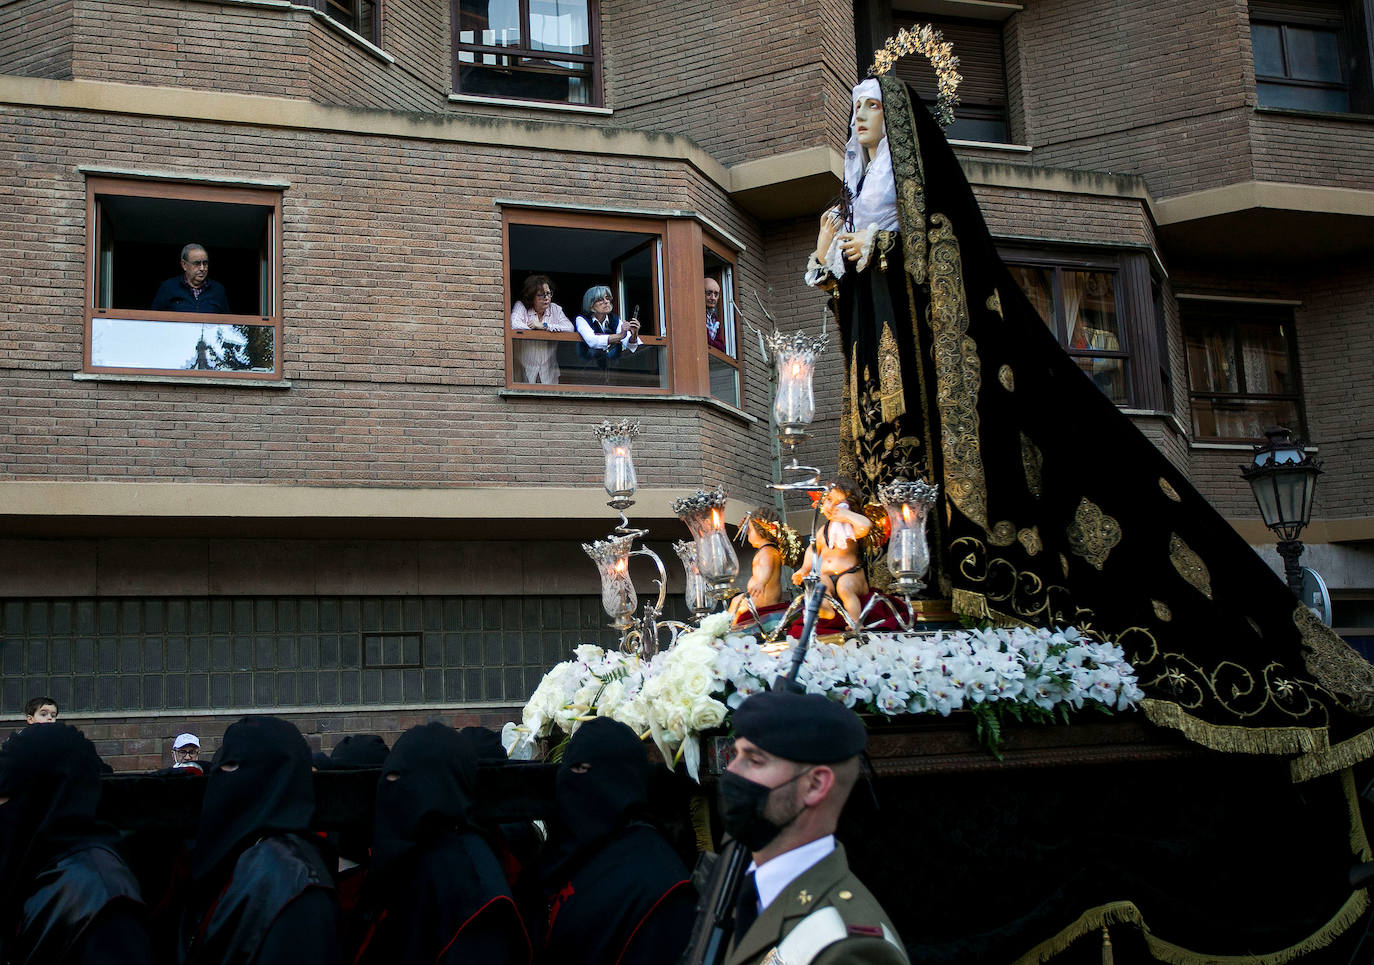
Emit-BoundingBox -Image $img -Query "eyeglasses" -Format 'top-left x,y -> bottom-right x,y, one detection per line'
535,290 -> 552,297
186,260 -> 209,267
594,295 -> 613,303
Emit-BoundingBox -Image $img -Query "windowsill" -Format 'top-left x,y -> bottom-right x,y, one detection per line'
1255,105 -> 1374,125
180,0 -> 395,65
949,139 -> 1032,152
500,388 -> 757,423
448,94 -> 612,116
73,372 -> 292,389
1190,440 -> 1320,452
1119,408 -> 1189,438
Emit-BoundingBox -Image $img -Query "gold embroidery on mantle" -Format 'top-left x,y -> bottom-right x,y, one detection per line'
1059,553 -> 1069,578
1295,605 -> 1374,716
950,535 -> 1073,626
878,322 -> 905,423
838,342 -> 858,480
1020,433 -> 1043,499
1017,527 -> 1042,556
1168,534 -> 1212,599
989,521 -> 1016,546
879,74 -> 927,285
1151,599 -> 1172,622
997,364 -> 1014,392
929,213 -> 991,536
986,290 -> 1003,318
1159,478 -> 1182,503
1066,498 -> 1121,571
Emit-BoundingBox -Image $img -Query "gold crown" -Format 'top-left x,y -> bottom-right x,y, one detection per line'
868,24 -> 962,129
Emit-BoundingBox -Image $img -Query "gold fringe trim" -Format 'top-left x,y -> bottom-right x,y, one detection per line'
1142,699 -> 1328,757
1341,767 -> 1374,862
951,588 -> 1032,629
1013,890 -> 1371,965
1291,723 -> 1374,784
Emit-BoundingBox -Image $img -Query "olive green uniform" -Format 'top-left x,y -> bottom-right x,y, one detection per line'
725,844 -> 907,965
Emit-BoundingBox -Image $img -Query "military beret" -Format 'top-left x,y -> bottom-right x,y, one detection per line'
732,690 -> 866,763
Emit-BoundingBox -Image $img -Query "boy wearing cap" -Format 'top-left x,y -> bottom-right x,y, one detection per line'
719,690 -> 907,965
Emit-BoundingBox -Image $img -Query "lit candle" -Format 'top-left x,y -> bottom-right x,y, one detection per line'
773,349 -> 816,430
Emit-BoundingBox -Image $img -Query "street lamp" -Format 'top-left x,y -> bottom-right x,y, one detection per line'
1241,426 -> 1323,595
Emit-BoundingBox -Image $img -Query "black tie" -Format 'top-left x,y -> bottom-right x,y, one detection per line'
734,871 -> 760,939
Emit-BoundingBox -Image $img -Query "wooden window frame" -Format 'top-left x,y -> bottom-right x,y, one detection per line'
1001,246 -> 1164,410
84,176 -> 284,381
502,208 -> 671,395
1180,299 -> 1307,443
303,0 -> 381,45
703,234 -> 743,409
893,13 -> 1009,143
451,0 -> 603,107
1249,0 -> 1374,113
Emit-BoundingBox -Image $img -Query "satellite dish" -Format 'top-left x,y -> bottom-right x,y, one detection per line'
1300,566 -> 1332,627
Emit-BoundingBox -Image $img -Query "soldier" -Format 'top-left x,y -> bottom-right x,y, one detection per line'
720,690 -> 907,965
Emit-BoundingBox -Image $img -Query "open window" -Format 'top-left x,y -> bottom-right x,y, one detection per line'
302,0 -> 381,44
704,241 -> 740,407
85,177 -> 282,379
455,0 -> 601,106
505,210 -> 667,391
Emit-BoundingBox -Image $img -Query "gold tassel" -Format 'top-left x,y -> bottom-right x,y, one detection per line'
688,792 -> 714,855
1100,927 -> 1113,965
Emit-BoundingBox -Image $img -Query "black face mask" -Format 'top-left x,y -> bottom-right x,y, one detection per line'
717,768 -> 806,852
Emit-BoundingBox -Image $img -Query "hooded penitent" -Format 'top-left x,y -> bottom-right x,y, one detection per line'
354,722 -> 528,965
0,724 -> 148,965
545,716 -> 649,877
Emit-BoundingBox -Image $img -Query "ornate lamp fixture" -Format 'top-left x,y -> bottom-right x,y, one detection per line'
583,420 -> 670,656
764,328 -> 829,490
1241,426 -> 1323,595
673,539 -> 711,618
880,479 -> 939,596
672,487 -> 740,604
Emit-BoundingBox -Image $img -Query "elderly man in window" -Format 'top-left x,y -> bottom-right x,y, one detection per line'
151,243 -> 229,313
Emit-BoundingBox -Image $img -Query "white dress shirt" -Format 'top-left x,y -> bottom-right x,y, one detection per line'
748,834 -> 836,914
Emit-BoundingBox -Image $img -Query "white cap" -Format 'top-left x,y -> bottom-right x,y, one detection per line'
173,733 -> 200,749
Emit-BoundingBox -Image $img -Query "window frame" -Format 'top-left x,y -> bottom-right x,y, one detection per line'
892,13 -> 1010,143
1248,0 -> 1374,113
83,176 -> 284,381
703,234 -> 743,410
304,0 -> 381,45
1000,246 -> 1162,408
1179,298 -> 1308,444
502,208 -> 671,395
451,0 -> 604,107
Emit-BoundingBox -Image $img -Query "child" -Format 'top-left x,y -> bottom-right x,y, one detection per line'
24,695 -> 59,725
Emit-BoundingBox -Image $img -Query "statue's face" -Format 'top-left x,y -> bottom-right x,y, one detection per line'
854,96 -> 884,152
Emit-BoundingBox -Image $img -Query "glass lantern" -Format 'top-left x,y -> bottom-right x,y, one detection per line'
772,342 -> 818,447
582,534 -> 639,630
879,479 -> 939,595
673,540 -> 710,617
672,487 -> 739,598
594,420 -> 640,509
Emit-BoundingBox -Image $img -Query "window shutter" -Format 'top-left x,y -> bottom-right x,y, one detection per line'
892,17 -> 1006,108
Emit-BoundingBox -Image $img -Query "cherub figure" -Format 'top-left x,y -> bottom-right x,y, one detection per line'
729,508 -> 789,620
793,479 -> 872,624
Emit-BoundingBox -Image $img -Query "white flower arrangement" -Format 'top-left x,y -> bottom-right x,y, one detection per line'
503,619 -> 1144,781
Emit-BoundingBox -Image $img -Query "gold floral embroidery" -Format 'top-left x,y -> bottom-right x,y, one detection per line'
1017,527 -> 1042,556
990,521 -> 1016,547
929,213 -> 991,536
997,365 -> 1014,392
878,322 -> 905,423
1020,433 -> 1043,499
1159,478 -> 1182,503
1294,605 -> 1374,715
950,535 -> 1074,625
1152,600 -> 1172,622
986,290 -> 1003,318
1066,498 -> 1121,571
1168,534 -> 1212,600
880,74 -> 928,285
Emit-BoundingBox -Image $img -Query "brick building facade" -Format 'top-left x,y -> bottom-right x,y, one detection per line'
1,0 -> 1370,766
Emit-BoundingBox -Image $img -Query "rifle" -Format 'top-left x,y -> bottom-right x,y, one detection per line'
679,837 -> 750,965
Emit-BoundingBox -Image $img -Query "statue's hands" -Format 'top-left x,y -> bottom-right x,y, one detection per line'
792,571 -> 805,586
838,231 -> 867,262
813,208 -> 842,263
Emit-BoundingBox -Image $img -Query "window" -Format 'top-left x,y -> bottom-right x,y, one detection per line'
455,0 -> 601,106
1181,300 -> 1305,442
894,15 -> 1008,142
704,242 -> 741,408
505,211 -> 667,390
85,177 -> 282,379
303,0 -> 380,45
1006,256 -> 1131,404
1250,0 -> 1361,112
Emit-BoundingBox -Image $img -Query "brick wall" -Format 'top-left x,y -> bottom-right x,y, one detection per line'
0,0 -> 74,79
0,104 -> 778,501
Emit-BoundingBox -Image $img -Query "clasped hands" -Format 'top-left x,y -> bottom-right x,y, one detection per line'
813,207 -> 869,264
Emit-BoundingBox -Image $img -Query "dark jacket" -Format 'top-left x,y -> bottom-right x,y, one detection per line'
151,277 -> 229,313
